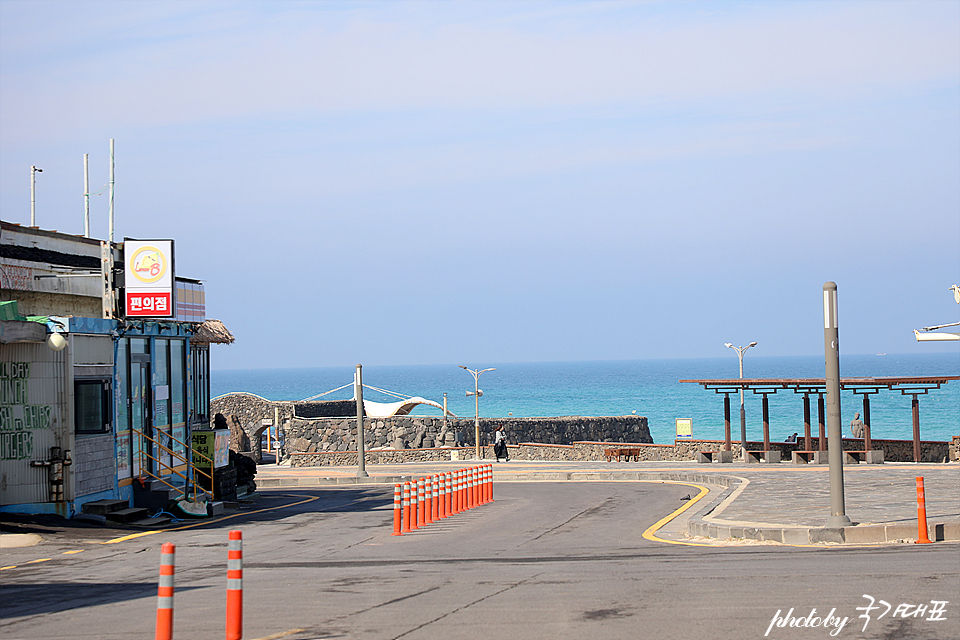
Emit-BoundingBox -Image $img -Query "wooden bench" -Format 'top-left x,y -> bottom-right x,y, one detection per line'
604,448 -> 643,462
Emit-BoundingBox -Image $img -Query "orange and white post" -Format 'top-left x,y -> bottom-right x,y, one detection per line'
484,464 -> 492,504
469,467 -> 477,509
226,530 -> 243,640
402,481 -> 412,533
392,484 -> 403,536
424,476 -> 433,525
489,464 -> 495,502
916,476 -> 932,544
438,474 -> 447,519
417,477 -> 427,527
451,470 -> 460,514
445,472 -> 453,516
410,481 -> 419,531
155,543 -> 175,640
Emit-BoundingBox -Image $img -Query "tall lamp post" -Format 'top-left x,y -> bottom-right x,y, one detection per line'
725,341 -> 757,460
31,165 -> 43,227
459,366 -> 495,460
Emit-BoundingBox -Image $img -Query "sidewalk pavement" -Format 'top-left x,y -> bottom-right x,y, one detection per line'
256,458 -> 960,545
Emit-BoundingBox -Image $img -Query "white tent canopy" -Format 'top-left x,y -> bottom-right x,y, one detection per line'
301,382 -> 455,418
360,397 -> 445,418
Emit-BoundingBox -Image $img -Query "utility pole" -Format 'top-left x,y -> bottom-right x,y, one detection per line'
355,364 -> 368,478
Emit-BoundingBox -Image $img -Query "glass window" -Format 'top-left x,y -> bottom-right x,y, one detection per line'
154,339 -> 169,428
170,340 -> 186,457
76,380 -> 111,435
115,340 -> 131,479
115,340 -> 128,431
192,345 -> 210,424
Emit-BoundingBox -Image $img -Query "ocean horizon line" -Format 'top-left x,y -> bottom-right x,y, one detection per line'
211,351 -> 957,373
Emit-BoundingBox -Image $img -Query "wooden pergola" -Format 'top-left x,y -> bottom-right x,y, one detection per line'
679,376 -> 958,462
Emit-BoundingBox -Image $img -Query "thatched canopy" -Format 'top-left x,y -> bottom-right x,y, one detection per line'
192,318 -> 235,345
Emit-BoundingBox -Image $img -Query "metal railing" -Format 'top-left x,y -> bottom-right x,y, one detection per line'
133,428 -> 213,504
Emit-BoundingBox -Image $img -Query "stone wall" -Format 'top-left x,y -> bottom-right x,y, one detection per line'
289,441 -> 656,467
283,415 -> 652,456
287,437 -> 952,466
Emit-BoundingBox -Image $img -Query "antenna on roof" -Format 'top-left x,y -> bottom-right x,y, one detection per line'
84,154 -> 90,238
108,139 -> 115,243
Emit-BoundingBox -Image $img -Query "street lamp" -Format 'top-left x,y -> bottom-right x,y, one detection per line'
459,365 -> 495,460
725,341 -> 757,460
31,166 -> 43,227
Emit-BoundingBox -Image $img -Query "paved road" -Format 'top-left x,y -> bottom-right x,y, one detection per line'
2,482 -> 957,640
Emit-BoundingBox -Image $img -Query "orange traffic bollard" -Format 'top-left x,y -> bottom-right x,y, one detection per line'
438,474 -> 447,519
489,464 -> 495,502
446,472 -> 453,516
417,477 -> 427,527
432,476 -> 440,521
410,481 -> 419,530
480,465 -> 488,504
392,484 -> 403,536
469,467 -> 477,509
226,530 -> 243,640
424,476 -> 433,524
484,464 -> 491,504
916,477 -> 933,544
155,543 -> 175,640
451,470 -> 460,514
402,482 -> 412,533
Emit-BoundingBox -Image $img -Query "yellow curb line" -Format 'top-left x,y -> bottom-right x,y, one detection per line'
641,481 -> 716,547
641,480 -> 827,548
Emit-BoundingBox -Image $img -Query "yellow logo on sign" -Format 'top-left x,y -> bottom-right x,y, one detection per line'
130,245 -> 167,284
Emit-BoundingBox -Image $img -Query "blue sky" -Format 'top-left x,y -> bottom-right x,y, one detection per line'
2,1 -> 958,370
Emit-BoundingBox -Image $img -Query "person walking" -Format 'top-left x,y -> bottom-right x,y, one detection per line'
494,426 -> 509,462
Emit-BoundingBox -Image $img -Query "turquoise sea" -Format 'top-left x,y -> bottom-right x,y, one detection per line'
212,353 -> 958,445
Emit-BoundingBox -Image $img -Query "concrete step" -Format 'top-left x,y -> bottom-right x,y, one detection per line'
141,478 -> 186,493
81,499 -> 128,515
104,507 -> 150,524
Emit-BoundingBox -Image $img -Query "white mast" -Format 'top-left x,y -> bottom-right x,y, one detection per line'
84,153 -> 90,238
109,139 -> 115,243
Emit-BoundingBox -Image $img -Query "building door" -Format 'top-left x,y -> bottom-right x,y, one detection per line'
129,357 -> 152,477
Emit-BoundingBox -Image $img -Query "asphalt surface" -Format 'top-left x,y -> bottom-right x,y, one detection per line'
253,458 -> 960,543
2,480 -> 959,640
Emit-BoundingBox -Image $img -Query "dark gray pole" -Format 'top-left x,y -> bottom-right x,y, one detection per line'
823,282 -> 850,527
739,402 -> 747,458
356,364 -> 368,478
